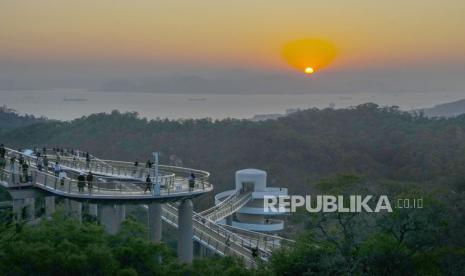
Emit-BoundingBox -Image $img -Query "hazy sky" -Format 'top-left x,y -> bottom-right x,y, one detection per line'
1,0 -> 465,93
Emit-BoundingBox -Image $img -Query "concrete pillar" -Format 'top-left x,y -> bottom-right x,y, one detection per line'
226,215 -> 233,226
63,198 -> 70,214
70,200 -> 82,223
12,198 -> 24,221
178,199 -> 193,263
148,202 -> 162,242
24,198 -> 35,221
199,242 -> 208,257
88,203 -> 98,217
117,205 -> 126,222
45,196 -> 56,219
100,205 -> 124,235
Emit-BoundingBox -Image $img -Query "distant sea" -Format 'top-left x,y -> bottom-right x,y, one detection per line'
1,89 -> 464,121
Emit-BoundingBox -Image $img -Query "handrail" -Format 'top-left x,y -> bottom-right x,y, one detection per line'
201,192 -> 252,222
39,148 -> 115,172
199,190 -> 237,218
162,203 -> 259,267
1,147 -> 212,198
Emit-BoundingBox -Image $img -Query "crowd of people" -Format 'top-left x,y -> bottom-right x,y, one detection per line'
0,144 -> 97,189
1,144 -> 199,194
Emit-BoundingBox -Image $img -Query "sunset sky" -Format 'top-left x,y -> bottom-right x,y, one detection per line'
1,0 -> 465,92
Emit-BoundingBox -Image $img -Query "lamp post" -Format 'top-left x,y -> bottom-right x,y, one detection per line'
152,152 -> 160,196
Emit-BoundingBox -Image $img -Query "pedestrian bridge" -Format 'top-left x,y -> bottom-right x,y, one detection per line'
0,147 -> 293,267
0,148 -> 212,201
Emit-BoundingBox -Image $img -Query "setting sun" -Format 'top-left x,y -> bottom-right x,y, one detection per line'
305,67 -> 314,74
282,39 -> 337,74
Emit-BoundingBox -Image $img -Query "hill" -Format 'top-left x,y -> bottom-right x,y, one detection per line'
0,106 -> 47,133
420,98 -> 465,117
2,103 -> 465,196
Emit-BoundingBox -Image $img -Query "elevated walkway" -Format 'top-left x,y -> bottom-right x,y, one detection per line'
0,147 -> 212,202
0,146 -> 293,265
198,190 -> 252,222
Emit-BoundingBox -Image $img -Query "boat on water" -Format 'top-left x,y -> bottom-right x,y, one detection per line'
62,97 -> 88,102
187,97 -> 207,102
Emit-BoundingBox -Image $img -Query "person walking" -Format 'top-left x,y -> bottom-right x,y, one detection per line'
0,144 -> 5,159
188,172 -> 196,191
0,156 -> 5,170
77,173 -> 86,192
53,162 -> 61,177
86,171 -> 94,192
58,170 -> 67,186
133,159 -> 139,175
0,144 -> 6,169
252,247 -> 259,259
9,156 -> 16,172
86,154 -> 91,169
21,162 -> 29,182
43,156 -> 49,171
18,154 -> 24,165
144,174 -> 152,193
37,157 -> 43,171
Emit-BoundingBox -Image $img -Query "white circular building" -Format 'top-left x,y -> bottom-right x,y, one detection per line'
215,168 -> 288,232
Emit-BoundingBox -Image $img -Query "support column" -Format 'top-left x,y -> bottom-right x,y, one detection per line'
88,203 -> 98,217
148,202 -> 162,242
100,205 -> 124,235
178,199 -> 193,263
12,198 -> 24,222
226,215 -> 233,226
45,196 -> 56,219
116,205 -> 126,222
70,200 -> 82,223
24,198 -> 35,221
199,242 -> 208,257
63,198 -> 70,214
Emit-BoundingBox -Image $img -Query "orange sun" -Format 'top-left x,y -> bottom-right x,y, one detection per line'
305,67 -> 314,74
282,39 -> 337,75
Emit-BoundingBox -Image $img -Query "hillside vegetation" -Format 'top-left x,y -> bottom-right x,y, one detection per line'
2,103 -> 465,194
0,106 -> 46,133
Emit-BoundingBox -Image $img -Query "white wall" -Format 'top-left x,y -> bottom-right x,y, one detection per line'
235,169 -> 267,192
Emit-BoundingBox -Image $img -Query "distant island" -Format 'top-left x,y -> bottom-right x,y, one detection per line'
419,98 -> 465,117
250,108 -> 302,121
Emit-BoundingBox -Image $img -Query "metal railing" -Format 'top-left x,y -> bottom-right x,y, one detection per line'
2,147 -> 212,198
162,203 -> 259,267
199,191 -> 252,222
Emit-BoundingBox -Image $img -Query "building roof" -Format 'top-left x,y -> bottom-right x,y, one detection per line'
236,168 -> 267,176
